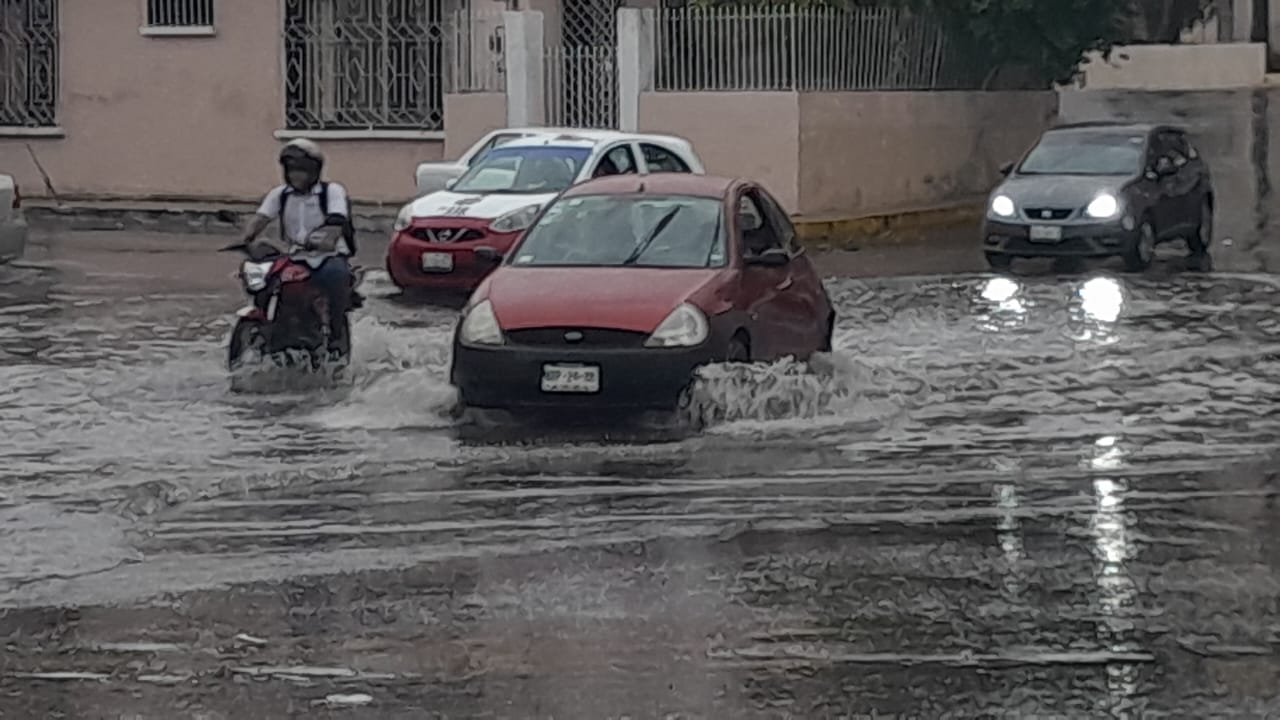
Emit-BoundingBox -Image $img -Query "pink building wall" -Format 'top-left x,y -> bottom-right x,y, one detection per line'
0,0 -> 490,205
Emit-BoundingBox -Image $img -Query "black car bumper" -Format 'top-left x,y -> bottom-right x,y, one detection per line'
983,219 -> 1138,258
451,337 -> 720,412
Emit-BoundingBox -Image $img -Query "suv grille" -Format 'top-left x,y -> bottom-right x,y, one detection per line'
1023,208 -> 1074,221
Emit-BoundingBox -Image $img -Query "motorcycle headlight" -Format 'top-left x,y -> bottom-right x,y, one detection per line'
240,260 -> 272,293
459,299 -> 504,346
1085,193 -> 1121,219
644,303 -> 709,348
393,204 -> 414,233
489,204 -> 543,234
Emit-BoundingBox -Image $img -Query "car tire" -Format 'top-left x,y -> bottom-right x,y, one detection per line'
820,313 -> 835,353
726,334 -> 751,363
1123,221 -> 1156,273
985,252 -> 1012,270
1188,198 -> 1212,259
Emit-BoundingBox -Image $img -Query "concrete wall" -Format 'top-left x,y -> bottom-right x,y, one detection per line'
1058,88 -> 1261,270
0,0 -> 448,204
638,92 -> 801,210
443,93 -> 509,159
1073,43 -> 1267,90
797,92 -> 1058,218
639,90 -> 1054,219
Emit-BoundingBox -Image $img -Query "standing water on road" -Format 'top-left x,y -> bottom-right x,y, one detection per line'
3,232 -> 1280,717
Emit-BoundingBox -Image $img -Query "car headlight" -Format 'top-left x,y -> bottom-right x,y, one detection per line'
393,204 -> 414,232
990,195 -> 1016,218
644,303 -> 709,348
489,204 -> 543,233
240,260 -> 272,293
458,299 -> 504,346
1085,194 -> 1120,219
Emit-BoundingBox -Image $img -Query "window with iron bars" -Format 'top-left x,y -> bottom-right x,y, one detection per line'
145,0 -> 215,29
0,0 -> 58,128
284,0 -> 447,132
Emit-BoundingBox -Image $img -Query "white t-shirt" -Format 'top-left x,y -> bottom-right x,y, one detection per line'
255,182 -> 352,257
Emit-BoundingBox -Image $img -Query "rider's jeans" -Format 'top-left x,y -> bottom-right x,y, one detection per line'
310,256 -> 352,313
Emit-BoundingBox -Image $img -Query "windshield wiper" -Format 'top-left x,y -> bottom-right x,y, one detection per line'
622,207 -> 682,266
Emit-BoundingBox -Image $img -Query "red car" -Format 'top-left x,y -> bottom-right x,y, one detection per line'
449,173 -> 836,416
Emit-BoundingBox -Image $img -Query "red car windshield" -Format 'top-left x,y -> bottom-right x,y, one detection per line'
510,194 -> 727,269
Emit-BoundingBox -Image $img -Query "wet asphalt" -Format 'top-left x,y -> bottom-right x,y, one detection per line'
2,231 -> 1280,718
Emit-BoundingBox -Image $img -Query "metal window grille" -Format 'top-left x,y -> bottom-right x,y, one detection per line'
447,8 -> 505,93
284,0 -> 447,132
654,5 -> 986,92
0,0 -> 59,127
544,0 -> 619,128
146,0 -> 215,27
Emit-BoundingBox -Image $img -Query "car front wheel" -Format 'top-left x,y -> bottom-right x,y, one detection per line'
1188,198 -> 1212,258
1123,221 -> 1156,272
985,252 -> 1012,270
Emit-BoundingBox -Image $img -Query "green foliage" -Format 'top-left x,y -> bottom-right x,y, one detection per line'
702,0 -> 1222,88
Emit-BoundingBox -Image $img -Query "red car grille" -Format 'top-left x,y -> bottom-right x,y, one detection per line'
408,226 -> 486,243
506,328 -> 649,349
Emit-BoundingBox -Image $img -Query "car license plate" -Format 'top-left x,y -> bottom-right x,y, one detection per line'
1029,225 -> 1063,243
541,364 -> 600,393
421,252 -> 453,272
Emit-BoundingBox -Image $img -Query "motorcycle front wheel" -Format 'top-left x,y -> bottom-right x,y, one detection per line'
227,318 -> 266,372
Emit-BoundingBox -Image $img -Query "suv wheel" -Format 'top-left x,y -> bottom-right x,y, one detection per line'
1188,198 -> 1212,258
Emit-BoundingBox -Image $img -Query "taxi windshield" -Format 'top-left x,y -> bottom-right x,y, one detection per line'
451,145 -> 592,194
510,194 -> 727,269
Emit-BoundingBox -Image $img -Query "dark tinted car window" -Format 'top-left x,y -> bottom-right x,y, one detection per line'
1019,132 -> 1146,176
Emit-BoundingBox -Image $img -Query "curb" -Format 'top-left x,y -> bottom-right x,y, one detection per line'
793,202 -> 983,250
22,200 -> 983,249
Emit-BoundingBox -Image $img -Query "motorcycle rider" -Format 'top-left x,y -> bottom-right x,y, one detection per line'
240,138 -> 362,355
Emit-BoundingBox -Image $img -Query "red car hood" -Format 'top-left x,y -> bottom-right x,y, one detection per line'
486,267 -> 723,333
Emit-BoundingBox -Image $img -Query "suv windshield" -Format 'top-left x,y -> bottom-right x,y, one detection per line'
511,194 -> 727,268
1018,132 -> 1146,176
451,146 -> 592,194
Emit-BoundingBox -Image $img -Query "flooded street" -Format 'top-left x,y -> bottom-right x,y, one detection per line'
4,230 -> 1280,718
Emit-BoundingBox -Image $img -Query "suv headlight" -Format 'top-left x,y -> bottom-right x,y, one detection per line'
489,204 -> 543,233
990,194 -> 1016,218
240,260 -> 272,293
1085,194 -> 1120,219
393,204 -> 414,232
459,299 -> 504,346
644,303 -> 709,348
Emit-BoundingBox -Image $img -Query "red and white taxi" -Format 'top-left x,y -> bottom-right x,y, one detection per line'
385,130 -> 705,292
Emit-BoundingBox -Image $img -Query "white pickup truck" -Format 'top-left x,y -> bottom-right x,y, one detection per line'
0,174 -> 27,263
414,126 -> 592,198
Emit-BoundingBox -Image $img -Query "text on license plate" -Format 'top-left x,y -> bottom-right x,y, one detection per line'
421,252 -> 454,271
541,364 -> 601,393
1029,225 -> 1063,242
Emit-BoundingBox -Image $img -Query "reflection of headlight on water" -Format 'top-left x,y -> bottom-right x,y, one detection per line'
980,277 -> 1027,321
1089,435 -> 1127,471
1079,276 -> 1125,323
982,277 -> 1020,303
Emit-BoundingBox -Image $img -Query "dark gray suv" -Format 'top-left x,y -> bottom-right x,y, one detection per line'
982,122 -> 1214,272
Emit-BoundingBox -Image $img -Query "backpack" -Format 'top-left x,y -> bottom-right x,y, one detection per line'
279,181 -> 357,255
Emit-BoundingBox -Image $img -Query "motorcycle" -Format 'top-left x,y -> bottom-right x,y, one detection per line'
221,236 -> 364,373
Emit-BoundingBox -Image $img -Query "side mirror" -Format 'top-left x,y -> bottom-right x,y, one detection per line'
474,246 -> 503,264
999,161 -> 1014,177
745,248 -> 790,268
445,177 -> 458,190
